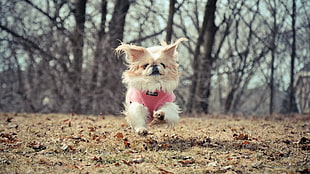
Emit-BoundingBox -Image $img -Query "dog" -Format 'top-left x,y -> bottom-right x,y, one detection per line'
115,38 -> 187,135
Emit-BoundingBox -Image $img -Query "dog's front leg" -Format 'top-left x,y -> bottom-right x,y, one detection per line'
125,102 -> 149,135
152,102 -> 180,126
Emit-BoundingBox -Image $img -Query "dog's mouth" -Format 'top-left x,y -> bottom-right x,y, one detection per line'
150,65 -> 162,76
151,70 -> 161,76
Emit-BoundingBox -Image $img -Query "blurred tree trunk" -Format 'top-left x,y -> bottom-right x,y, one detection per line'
225,88 -> 236,113
187,0 -> 217,114
95,0 -> 130,114
106,0 -> 130,49
269,0 -> 277,115
87,0 -> 107,113
166,0 -> 176,42
289,0 -> 296,113
269,28 -> 275,115
70,0 -> 87,113
15,51 -> 36,112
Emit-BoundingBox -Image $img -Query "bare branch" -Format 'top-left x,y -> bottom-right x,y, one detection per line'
0,24 -> 55,61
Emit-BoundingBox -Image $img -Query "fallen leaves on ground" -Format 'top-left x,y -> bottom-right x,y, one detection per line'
0,113 -> 309,173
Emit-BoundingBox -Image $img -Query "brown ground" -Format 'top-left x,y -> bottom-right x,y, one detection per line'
0,113 -> 309,174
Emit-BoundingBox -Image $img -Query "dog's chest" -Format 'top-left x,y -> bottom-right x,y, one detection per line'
128,88 -> 175,117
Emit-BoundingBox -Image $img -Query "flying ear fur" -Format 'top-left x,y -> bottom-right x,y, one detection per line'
160,38 -> 188,58
115,43 -> 148,62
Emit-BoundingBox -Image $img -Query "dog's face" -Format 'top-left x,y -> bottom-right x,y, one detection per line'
115,38 -> 187,92
122,45 -> 179,80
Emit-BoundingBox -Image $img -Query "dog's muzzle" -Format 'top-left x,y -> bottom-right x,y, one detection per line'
151,65 -> 161,76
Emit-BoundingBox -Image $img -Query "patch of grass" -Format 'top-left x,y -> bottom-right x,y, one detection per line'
0,113 -> 309,173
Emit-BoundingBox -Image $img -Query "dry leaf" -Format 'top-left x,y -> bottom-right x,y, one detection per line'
157,167 -> 174,174
1,133 -> 17,142
299,137 -> 310,144
301,145 -> 310,150
233,133 -> 248,140
121,123 -> 127,127
6,117 -> 13,123
93,156 -> 103,164
114,132 -> 124,139
243,141 -> 250,144
132,157 -> 144,164
123,138 -> 131,148
88,126 -> 97,132
114,163 -> 121,167
178,158 -> 195,166
28,142 -> 46,152
63,119 -> 70,122
122,160 -> 132,166
61,144 -> 68,151
38,158 -> 50,165
7,124 -> 18,129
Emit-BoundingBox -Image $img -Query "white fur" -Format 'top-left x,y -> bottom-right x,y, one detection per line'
122,44 -> 180,134
123,64 -> 179,134
117,38 -> 187,135
122,76 -> 178,93
125,102 -> 149,133
124,85 -> 180,134
156,102 -> 180,126
146,46 -> 163,59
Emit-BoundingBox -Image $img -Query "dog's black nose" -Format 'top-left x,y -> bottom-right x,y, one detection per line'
151,65 -> 160,75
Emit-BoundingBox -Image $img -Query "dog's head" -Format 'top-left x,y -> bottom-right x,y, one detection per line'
115,38 -> 187,92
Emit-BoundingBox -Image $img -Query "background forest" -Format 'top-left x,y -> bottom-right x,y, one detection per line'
0,0 -> 309,115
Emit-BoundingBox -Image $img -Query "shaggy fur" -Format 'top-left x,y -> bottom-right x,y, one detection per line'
115,38 -> 187,135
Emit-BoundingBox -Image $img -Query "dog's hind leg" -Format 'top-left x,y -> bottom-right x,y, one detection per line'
125,102 -> 149,136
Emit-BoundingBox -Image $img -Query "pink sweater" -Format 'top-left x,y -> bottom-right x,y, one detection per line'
127,88 -> 175,120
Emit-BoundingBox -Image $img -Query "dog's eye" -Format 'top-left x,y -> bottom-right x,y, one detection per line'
160,63 -> 166,69
143,64 -> 149,69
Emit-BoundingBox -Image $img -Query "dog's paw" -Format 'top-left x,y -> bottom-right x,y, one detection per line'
154,110 -> 165,120
136,128 -> 148,136
150,110 -> 166,125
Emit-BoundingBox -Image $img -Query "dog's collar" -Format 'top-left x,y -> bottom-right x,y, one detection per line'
146,91 -> 158,96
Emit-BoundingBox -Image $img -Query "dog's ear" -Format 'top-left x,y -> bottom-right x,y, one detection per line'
160,38 -> 188,59
115,43 -> 148,62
